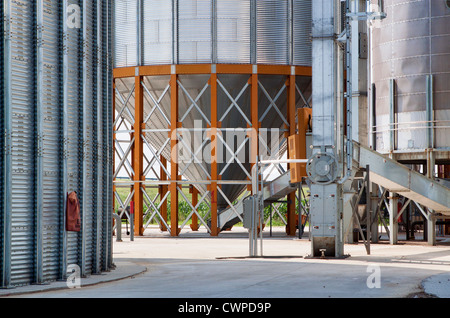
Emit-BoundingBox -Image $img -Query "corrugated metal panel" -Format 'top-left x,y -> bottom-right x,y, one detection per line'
105,0 -> 114,270
178,0 -> 212,64
256,0 -> 289,65
0,0 -> 113,289
0,0 -> 4,287
38,0 -> 63,283
142,0 -> 173,65
65,0 -> 82,270
96,0 -> 107,273
114,0 -> 313,66
216,0 -> 251,64
114,0 -> 138,67
81,0 -> 95,276
293,0 -> 312,66
9,0 -> 36,287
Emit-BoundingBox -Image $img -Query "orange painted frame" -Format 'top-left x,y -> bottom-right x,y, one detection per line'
113,64 -> 312,237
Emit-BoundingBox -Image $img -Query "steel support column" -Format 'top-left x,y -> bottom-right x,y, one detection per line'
190,185 -> 199,231
286,73 -> 297,236
170,73 -> 180,236
247,70 -> 259,193
159,156 -> 168,231
210,72 -> 219,237
133,74 -> 144,236
389,192 -> 398,245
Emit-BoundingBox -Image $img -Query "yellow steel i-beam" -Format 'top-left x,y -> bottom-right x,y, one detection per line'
133,75 -> 145,236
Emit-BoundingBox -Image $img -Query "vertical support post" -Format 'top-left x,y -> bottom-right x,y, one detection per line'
427,212 -> 436,246
426,75 -> 434,150
370,182 -> 379,243
425,73 -> 435,243
250,71 -> 259,165
365,165 -> 371,255
133,73 -> 144,236
210,72 -> 219,237
248,69 -> 259,192
389,192 -> 398,245
159,155 -> 168,231
170,72 -> 180,236
426,148 -> 436,246
190,186 -> 199,231
389,78 -> 396,156
286,73 -> 297,236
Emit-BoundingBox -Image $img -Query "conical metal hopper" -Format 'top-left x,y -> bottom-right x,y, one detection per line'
113,0 -> 313,217
114,73 -> 312,211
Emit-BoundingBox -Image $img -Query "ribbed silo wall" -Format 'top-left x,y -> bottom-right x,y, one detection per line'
112,0 -> 313,211
0,0 -> 114,288
113,0 -> 312,67
371,0 -> 450,161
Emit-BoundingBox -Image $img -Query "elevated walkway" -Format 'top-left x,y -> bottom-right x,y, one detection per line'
216,141 -> 450,231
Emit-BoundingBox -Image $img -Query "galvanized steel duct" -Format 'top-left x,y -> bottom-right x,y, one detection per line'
1,0 -> 114,288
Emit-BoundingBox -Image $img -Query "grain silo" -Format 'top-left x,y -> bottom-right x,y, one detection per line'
371,0 -> 450,169
112,0 -> 313,236
0,0 -> 114,288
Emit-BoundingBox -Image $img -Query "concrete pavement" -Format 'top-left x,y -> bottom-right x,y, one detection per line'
1,226 -> 450,298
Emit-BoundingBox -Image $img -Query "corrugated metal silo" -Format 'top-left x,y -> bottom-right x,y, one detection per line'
112,0 -> 313,236
371,0 -> 450,164
1,0 -> 114,288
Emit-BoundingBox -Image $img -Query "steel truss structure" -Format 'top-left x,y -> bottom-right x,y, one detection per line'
113,64 -> 312,237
